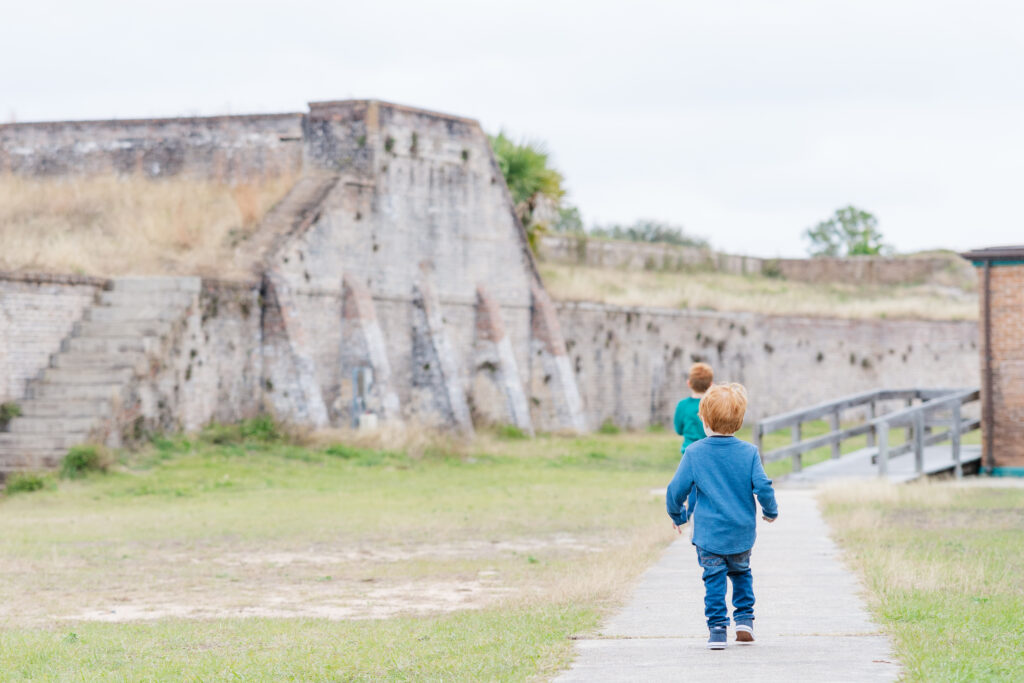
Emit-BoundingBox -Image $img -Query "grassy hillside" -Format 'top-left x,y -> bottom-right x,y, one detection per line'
0,174 -> 295,279
540,263 -> 978,320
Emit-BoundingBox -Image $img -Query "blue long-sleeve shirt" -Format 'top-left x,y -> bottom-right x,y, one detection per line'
666,435 -> 778,555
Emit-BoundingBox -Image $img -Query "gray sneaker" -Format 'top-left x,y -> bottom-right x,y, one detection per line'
707,626 -> 728,650
735,619 -> 754,644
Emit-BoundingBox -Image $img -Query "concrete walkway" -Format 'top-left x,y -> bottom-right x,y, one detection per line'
556,488 -> 900,682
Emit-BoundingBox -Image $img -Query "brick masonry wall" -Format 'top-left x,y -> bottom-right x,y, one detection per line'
983,265 -> 1024,467
0,272 -> 107,403
538,234 -> 975,287
557,301 -> 980,427
0,114 -> 304,180
163,281 -> 264,431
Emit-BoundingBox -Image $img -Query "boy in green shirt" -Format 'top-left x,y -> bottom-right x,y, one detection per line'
674,362 -> 713,450
672,362 -> 713,515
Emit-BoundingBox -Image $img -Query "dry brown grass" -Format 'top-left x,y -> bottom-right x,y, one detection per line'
818,480 -> 1018,593
306,421 -> 474,460
0,173 -> 296,279
541,263 -> 979,320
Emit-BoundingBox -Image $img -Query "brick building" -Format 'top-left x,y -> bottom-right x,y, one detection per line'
962,246 -> 1024,474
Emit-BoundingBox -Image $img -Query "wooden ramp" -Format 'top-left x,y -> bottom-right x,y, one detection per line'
756,388 -> 983,487
784,445 -> 982,486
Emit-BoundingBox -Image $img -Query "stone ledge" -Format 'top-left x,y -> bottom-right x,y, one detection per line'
0,112 -> 305,131
0,270 -> 110,288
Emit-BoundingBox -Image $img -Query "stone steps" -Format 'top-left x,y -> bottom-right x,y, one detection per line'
41,367 -> 134,385
8,417 -> 97,434
235,173 -> 341,273
0,446 -> 67,471
0,433 -> 90,451
50,351 -> 142,369
86,306 -> 186,323
1,276 -> 198,477
98,290 -> 196,308
64,336 -> 151,354
28,381 -> 126,401
74,320 -> 174,338
16,399 -> 112,418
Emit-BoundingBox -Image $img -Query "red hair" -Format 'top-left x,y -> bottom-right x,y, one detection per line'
688,363 -> 714,393
698,383 -> 748,434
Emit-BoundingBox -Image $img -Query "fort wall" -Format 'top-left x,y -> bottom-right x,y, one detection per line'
557,302 -> 979,425
0,113 -> 304,180
538,234 -> 975,287
0,100 -> 985,458
1,269 -> 979,436
269,100 -> 551,429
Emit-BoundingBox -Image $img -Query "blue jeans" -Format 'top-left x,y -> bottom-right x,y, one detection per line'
696,546 -> 754,628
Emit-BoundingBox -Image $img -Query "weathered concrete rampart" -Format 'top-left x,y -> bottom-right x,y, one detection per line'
264,100 -> 563,431
538,234 -> 975,287
0,269 -> 981,457
0,99 -> 985,473
557,301 -> 979,425
0,113 -> 304,180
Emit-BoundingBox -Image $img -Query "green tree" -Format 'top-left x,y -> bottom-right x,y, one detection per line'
590,219 -> 708,248
553,206 -> 583,234
489,132 -> 574,252
804,206 -> 889,257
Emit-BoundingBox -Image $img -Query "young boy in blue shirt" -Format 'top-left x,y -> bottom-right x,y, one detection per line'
665,383 -> 779,650
672,363 -> 713,516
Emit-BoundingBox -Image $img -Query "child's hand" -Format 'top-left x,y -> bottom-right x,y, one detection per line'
672,523 -> 684,535
762,515 -> 777,523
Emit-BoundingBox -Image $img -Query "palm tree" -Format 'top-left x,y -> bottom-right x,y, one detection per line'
489,132 -> 566,252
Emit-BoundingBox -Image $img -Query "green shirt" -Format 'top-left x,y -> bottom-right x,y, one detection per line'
673,397 -> 706,453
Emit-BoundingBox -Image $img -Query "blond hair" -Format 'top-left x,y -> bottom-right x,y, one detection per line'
688,362 -> 714,393
698,383 -> 748,434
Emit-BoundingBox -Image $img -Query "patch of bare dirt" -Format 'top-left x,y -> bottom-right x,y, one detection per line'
0,533 -> 606,625
57,576 -> 517,623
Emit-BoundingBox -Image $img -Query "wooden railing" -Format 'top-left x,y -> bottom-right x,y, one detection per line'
753,388 -> 981,478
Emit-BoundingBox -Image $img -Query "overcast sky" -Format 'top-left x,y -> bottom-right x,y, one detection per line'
2,1 -> 1022,256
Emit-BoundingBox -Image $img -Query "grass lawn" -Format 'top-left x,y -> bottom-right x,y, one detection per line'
5,419 -> 971,680
0,424 -> 703,681
820,482 -> 1024,682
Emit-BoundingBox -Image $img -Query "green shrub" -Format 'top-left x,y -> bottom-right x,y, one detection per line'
200,423 -> 239,445
323,444 -> 403,467
598,419 -> 621,435
647,423 -> 667,433
0,401 -> 21,429
240,416 -> 280,441
496,424 -> 528,440
324,444 -> 361,460
4,471 -> 48,494
60,445 -> 110,479
202,416 -> 281,445
761,259 -> 784,279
